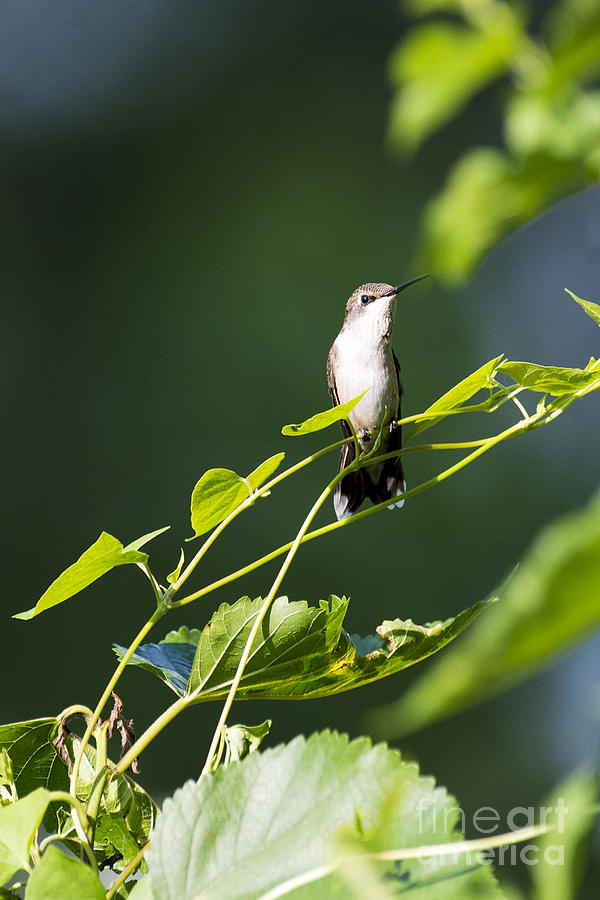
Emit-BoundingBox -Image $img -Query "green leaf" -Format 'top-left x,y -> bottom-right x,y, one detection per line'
24,845 -> 105,899
247,453 -> 285,490
224,721 -> 271,765
0,751 -> 15,804
190,469 -> 250,538
122,526 -> 170,553
114,626 -> 202,695
407,355 -> 504,439
565,288 -> 600,327
0,720 -> 68,831
127,877 -> 153,899
505,90 -> 600,161
14,533 -> 149,620
368,489 -> 600,737
115,593 -> 490,702
416,147 -> 575,284
282,391 -> 367,436
59,735 -> 157,874
146,731 -> 501,899
388,15 -> 520,152
500,360 -> 600,395
532,767 -> 599,900
166,548 -> 185,585
0,789 -> 49,885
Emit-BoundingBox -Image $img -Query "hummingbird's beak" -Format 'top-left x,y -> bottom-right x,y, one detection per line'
383,273 -> 429,297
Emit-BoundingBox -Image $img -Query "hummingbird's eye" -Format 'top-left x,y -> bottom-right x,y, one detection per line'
360,294 -> 370,305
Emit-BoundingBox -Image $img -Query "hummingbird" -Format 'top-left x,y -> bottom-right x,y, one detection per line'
326,275 -> 428,520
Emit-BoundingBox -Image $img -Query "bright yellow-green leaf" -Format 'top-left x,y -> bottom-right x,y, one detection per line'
247,452 -> 285,489
25,844 -> 105,899
167,548 -> 185,585
282,391 -> 368,436
14,533 -> 149,620
565,288 -> 600,327
407,355 -> 504,439
0,788 -> 49,885
500,360 -> 600,394
388,15 -> 519,152
190,469 -> 250,537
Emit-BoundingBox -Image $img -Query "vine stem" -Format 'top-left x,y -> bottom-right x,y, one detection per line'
70,386 -> 521,786
171,434 -> 511,611
80,441 -> 348,783
47,791 -> 97,870
112,695 -> 190,777
168,438 -> 347,597
105,842 -> 149,899
200,465 -> 347,776
70,607 -> 167,796
255,822 -> 551,900
110,413 -> 539,777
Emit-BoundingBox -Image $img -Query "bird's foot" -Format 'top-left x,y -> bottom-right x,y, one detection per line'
358,429 -> 372,442
389,419 -> 399,433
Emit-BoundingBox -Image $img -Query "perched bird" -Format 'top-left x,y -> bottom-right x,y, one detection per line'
326,275 -> 428,520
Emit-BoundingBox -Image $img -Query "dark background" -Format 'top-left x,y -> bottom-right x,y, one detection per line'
3,2 -> 599,893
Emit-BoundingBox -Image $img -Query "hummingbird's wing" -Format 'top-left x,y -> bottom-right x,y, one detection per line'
364,350 -> 406,507
327,350 -> 366,520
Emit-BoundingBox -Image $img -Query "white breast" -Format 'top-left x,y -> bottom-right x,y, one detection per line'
332,326 -> 398,433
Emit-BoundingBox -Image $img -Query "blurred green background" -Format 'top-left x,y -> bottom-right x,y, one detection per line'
3,1 -> 599,894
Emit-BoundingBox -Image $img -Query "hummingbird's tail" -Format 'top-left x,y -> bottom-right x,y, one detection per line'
364,423 -> 406,510
333,440 -> 366,520
333,421 -> 406,520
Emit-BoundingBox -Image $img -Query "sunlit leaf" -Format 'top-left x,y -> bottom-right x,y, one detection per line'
25,844 -> 105,899
147,731 -> 501,900
282,391 -> 367,436
388,14 -> 519,152
122,526 -> 170,553
247,453 -> 285,490
0,789 -> 49,885
190,469 -> 250,537
114,593 -> 490,703
406,355 -> 504,439
417,147 -> 576,283
224,720 -> 271,765
166,549 -> 185,585
149,732 -> 500,900
565,288 -> 600,327
127,877 -> 153,899
506,90 -> 600,161
14,533 -> 148,620
368,489 -> 600,737
500,360 -> 600,394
